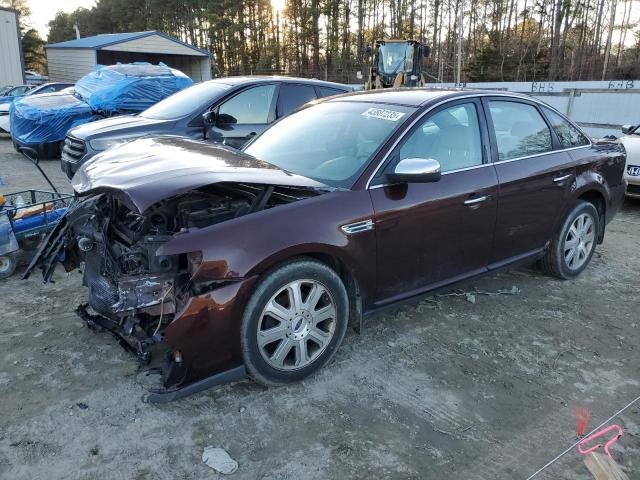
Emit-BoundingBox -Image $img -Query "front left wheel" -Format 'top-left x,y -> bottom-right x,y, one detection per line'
240,259 -> 349,386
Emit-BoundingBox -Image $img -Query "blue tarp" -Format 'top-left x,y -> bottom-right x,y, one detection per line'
0,96 -> 18,106
10,63 -> 192,145
74,63 -> 193,112
10,92 -> 94,145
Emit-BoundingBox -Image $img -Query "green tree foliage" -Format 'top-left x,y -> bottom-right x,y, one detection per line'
21,29 -> 47,74
0,0 -> 30,32
39,0 -> 640,82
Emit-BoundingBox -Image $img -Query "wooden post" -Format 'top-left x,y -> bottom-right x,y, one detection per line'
583,452 -> 629,480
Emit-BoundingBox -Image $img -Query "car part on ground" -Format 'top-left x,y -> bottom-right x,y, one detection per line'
10,63 -> 192,160
60,76 -> 352,179
25,89 -> 626,401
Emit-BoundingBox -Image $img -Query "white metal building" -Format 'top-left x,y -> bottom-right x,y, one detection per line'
0,6 -> 25,87
45,31 -> 211,83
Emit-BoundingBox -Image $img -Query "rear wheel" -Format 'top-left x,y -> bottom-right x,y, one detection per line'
541,201 -> 599,279
240,259 -> 348,386
0,252 -> 17,279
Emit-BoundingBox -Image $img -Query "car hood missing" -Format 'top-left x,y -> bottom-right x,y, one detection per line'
72,136 -> 329,212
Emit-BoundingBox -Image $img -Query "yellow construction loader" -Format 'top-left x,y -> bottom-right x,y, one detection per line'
364,39 -> 431,90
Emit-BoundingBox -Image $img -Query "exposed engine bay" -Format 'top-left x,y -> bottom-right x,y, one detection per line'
26,182 -> 321,397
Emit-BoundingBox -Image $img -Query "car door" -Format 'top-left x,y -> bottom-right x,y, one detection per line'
482,98 -> 576,267
207,83 -> 277,149
276,83 -> 317,119
369,99 -> 499,304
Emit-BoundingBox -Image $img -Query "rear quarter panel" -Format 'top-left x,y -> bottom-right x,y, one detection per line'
568,142 -> 626,225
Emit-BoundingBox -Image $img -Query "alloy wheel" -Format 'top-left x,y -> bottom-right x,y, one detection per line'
564,213 -> 595,270
257,279 -> 337,371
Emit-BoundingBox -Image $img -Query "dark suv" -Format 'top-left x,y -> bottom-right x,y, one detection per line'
60,76 -> 352,179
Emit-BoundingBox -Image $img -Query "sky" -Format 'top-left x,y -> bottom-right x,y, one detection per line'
27,0 -> 96,39
26,0 -> 285,39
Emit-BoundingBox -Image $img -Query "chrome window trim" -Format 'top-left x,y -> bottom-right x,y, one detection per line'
369,163 -> 493,190
492,144 -> 592,165
365,92 -> 593,190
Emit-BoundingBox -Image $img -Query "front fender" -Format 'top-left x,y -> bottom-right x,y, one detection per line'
158,189 -> 377,303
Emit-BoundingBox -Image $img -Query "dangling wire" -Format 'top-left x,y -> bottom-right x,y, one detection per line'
153,284 -> 174,337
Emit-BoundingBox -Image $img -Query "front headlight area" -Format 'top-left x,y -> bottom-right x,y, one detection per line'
88,135 -> 139,151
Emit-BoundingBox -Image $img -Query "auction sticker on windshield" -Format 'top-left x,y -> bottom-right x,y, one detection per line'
362,108 -> 406,121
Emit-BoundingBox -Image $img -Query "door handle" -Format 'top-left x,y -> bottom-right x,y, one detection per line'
464,195 -> 491,206
553,174 -> 572,183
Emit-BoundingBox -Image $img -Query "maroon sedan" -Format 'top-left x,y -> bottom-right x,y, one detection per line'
26,89 -> 626,402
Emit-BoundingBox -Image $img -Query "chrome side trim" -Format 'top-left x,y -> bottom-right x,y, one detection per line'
492,144 -> 591,165
365,92 -> 593,190
341,219 -> 374,234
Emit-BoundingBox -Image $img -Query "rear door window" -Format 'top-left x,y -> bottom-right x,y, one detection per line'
276,84 -> 317,118
218,84 -> 276,125
399,102 -> 483,172
487,101 -> 552,161
542,107 -> 590,148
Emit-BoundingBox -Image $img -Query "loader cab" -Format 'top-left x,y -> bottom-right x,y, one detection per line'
366,40 -> 430,89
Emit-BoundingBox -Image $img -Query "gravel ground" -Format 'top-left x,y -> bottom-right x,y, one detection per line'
1,136 -> 639,479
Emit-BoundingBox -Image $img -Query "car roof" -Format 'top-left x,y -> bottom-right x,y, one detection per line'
208,76 -> 352,90
34,82 -> 72,89
325,88 -> 536,107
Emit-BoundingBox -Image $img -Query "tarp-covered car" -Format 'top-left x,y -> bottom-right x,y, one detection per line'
0,83 -> 74,134
10,63 -> 192,159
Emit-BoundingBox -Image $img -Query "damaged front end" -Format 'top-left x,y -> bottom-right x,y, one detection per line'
25,182 -> 321,401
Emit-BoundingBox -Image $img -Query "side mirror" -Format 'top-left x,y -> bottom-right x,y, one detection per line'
386,157 -> 441,184
421,45 -> 431,58
203,110 -> 217,125
621,124 -> 635,135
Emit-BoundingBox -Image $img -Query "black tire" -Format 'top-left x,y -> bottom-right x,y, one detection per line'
540,201 -> 599,279
240,259 -> 349,386
0,252 -> 17,279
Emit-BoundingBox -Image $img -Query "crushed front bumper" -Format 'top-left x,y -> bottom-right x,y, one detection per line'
73,276 -> 258,402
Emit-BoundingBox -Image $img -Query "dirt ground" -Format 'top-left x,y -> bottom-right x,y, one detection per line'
1,136 -> 639,480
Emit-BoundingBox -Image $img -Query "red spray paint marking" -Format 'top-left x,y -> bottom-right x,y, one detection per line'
576,406 -> 590,437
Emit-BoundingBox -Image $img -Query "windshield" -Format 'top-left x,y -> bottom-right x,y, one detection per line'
244,101 -> 415,188
378,42 -> 414,76
7,86 -> 29,96
140,81 -> 232,120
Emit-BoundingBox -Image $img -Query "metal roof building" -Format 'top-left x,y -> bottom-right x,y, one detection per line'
0,7 -> 25,87
45,31 -> 211,83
